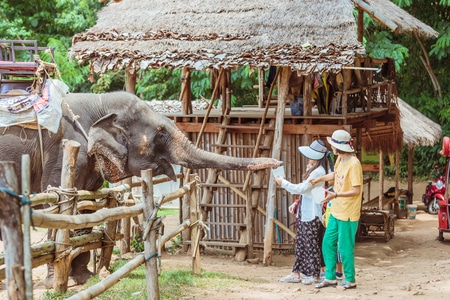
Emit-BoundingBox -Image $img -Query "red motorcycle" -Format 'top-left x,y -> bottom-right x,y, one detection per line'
436,136 -> 450,241
422,165 -> 446,214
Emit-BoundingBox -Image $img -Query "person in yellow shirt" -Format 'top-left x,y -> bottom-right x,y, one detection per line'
310,130 -> 362,290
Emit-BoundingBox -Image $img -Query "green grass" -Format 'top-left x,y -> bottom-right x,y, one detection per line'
41,259 -> 261,300
157,208 -> 179,217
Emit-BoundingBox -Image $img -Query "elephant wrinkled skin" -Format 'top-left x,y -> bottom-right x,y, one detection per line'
0,91 -> 282,286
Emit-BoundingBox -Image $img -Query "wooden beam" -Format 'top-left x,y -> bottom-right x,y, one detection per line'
282,124 -> 351,135
175,122 -> 351,135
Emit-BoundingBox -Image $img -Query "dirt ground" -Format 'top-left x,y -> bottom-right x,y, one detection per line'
2,180 -> 450,299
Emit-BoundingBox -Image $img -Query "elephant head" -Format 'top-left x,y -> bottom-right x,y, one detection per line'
86,94 -> 282,182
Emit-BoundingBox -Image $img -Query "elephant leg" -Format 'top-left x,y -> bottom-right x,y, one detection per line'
44,263 -> 54,289
69,251 -> 95,284
69,227 -> 95,284
44,228 -> 55,289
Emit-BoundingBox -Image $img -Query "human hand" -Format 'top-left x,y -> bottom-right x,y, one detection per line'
288,202 -> 298,215
323,189 -> 337,203
274,177 -> 283,185
309,178 -> 319,186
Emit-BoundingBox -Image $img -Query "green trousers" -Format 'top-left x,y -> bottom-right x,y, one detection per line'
323,214 -> 359,282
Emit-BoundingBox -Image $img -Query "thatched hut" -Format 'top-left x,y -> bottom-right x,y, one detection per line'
70,0 -> 439,263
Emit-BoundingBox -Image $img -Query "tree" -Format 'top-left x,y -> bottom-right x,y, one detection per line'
0,0 -> 104,92
362,0 -> 450,177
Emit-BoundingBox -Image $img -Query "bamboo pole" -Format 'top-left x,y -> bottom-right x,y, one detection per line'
66,254 -> 146,300
30,184 -> 130,207
53,139 -> 80,292
21,155 -> 32,300
0,161 -> 26,300
31,203 -> 142,228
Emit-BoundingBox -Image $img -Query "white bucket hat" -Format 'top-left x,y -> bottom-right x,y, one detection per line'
327,130 -> 354,153
298,140 -> 328,160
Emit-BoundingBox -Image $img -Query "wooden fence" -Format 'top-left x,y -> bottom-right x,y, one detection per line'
0,140 -> 203,300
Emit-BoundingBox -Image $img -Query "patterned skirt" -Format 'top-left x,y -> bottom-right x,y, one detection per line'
291,217 -> 324,277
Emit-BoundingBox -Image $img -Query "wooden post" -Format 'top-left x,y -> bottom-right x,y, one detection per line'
53,140 -> 80,292
189,174 -> 201,275
263,66 -> 289,265
357,8 -> 364,42
342,69 -> 352,120
0,161 -> 26,300
394,148 -> 400,215
378,150 -> 385,210
180,68 -> 192,115
258,68 -> 265,108
125,67 -> 136,94
303,73 -> 312,117
141,169 -> 160,300
120,178 -> 132,255
21,155 -> 33,300
356,128 -> 362,162
408,146 -> 414,204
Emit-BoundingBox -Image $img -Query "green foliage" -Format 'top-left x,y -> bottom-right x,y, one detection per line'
231,66 -> 259,107
136,68 -> 181,100
0,0 -> 104,93
430,23 -> 450,59
167,234 -> 182,255
91,70 -> 126,94
364,31 -> 409,70
130,233 -> 144,253
190,70 -> 212,100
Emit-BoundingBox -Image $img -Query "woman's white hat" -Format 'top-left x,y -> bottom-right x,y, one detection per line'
298,140 -> 328,160
327,130 -> 354,153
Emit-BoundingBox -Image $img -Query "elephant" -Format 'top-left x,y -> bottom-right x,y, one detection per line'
0,87 -> 282,286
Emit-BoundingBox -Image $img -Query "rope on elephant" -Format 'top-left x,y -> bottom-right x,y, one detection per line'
46,186 -> 78,214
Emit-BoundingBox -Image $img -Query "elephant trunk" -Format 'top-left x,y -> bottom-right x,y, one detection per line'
169,130 -> 283,171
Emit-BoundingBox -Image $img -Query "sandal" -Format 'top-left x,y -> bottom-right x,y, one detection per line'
315,279 -> 337,289
279,274 -> 301,283
337,281 -> 357,290
301,277 -> 320,285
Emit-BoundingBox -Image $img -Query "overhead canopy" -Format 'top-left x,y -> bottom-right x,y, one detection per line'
398,98 -> 442,147
353,0 -> 439,38
70,0 -> 365,74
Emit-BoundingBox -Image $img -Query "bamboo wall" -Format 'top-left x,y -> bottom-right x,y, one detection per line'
189,130 -> 307,249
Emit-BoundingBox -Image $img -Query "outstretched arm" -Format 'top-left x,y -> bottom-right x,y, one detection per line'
309,172 -> 334,186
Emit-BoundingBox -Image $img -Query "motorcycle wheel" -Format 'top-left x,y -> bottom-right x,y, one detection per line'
427,197 -> 439,215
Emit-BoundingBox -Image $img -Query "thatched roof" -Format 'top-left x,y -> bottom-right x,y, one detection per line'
398,98 -> 442,147
70,0 -> 364,74
353,0 -> 439,39
70,0 -> 438,75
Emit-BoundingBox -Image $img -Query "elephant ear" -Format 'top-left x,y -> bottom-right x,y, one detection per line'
87,113 -> 130,182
